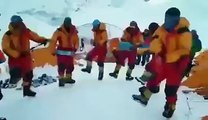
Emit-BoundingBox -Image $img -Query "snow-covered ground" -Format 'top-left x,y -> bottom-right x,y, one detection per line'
0,0 -> 208,120
1,61 -> 208,120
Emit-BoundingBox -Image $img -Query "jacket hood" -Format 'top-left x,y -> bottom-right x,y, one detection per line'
99,23 -> 106,31
175,17 -> 190,30
8,22 -> 27,33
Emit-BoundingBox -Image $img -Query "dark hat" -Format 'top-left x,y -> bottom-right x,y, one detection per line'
130,21 -> 138,28
10,15 -> 23,23
148,22 -> 159,33
191,29 -> 197,34
126,27 -> 138,37
64,17 -> 72,26
165,7 -> 181,17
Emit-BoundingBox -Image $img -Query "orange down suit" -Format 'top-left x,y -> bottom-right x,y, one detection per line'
86,23 -> 108,67
114,27 -> 143,68
146,17 -> 192,104
2,24 -> 46,84
49,25 -> 79,76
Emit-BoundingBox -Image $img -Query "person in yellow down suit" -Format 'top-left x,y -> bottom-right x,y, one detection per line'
132,7 -> 192,118
49,17 -> 79,87
81,19 -> 108,80
2,15 -> 48,97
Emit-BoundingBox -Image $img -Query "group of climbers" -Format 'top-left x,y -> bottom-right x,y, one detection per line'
0,7 -> 203,119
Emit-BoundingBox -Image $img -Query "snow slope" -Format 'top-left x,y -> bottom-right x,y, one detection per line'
0,0 -> 208,120
0,0 -> 208,47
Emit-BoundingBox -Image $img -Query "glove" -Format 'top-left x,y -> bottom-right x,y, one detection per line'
195,87 -> 208,96
51,52 -> 56,56
130,46 -> 137,51
143,50 -> 151,55
73,49 -> 77,52
20,51 -> 30,57
42,39 -> 50,46
137,44 -> 143,48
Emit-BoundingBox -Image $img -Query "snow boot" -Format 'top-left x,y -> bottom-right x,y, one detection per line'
98,67 -> 104,80
65,79 -> 76,84
59,78 -> 65,87
23,86 -> 36,97
8,84 -> 17,88
132,94 -> 148,106
132,88 -> 152,106
2,79 -> 9,89
126,75 -> 134,81
0,117 -> 6,120
81,61 -> 92,73
109,72 -> 118,79
162,102 -> 176,118
81,66 -> 91,73
98,72 -> 103,80
204,96 -> 208,100
109,65 -> 121,79
126,68 -> 134,81
139,86 -> 147,95
65,75 -> 76,84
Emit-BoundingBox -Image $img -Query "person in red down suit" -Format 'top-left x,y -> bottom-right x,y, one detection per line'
81,19 -> 108,80
109,21 -> 143,80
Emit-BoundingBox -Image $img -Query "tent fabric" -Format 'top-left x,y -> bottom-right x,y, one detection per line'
182,50 -> 208,88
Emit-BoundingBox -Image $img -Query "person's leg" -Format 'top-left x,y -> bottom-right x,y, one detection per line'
126,50 -> 137,80
22,70 -> 36,97
163,62 -> 182,118
133,62 -> 165,105
109,51 -> 125,78
97,62 -> 104,80
65,56 -> 75,83
57,55 -> 67,86
8,58 -> 22,88
16,56 -> 35,97
57,56 -> 66,76
146,53 -> 151,62
141,54 -> 147,66
136,55 -> 142,65
97,47 -> 107,80
9,68 -> 21,88
81,47 -> 97,73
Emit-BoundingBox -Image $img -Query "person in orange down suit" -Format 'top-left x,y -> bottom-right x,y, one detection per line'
49,17 -> 79,87
1,15 -> 48,97
109,21 -> 143,80
132,7 -> 192,118
81,19 -> 108,80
